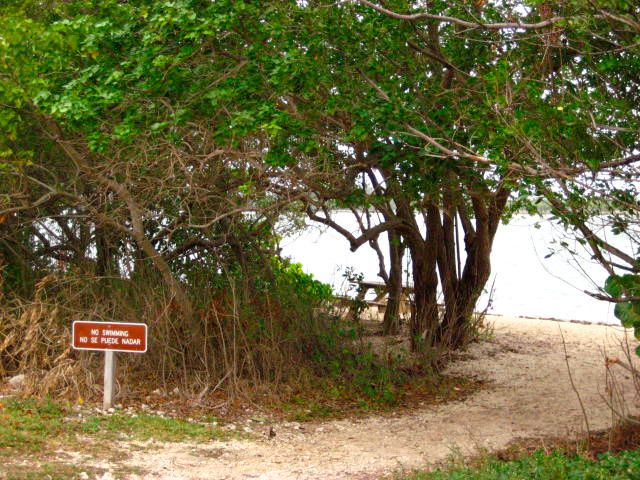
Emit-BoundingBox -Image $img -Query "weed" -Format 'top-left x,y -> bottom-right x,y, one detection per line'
398,449 -> 640,480
0,397 -> 67,454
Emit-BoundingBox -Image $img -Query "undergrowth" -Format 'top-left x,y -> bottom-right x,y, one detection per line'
398,448 -> 640,480
0,256 -> 467,412
275,374 -> 481,422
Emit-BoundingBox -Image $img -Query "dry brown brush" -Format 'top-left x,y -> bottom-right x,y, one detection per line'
0,257 -> 350,405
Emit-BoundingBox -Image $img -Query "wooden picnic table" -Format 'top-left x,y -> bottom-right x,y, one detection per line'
355,280 -> 413,301
354,280 -> 415,315
335,281 -> 444,321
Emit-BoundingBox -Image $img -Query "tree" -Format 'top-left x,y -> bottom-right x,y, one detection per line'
0,0 -> 341,392
0,1 -> 295,307
245,0 -> 545,350
505,1 -> 640,342
347,1 -> 640,332
4,0 -> 638,369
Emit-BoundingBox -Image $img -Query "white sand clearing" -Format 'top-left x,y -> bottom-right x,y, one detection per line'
118,315 -> 640,480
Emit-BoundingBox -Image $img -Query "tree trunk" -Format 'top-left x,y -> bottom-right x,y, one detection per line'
437,233 -> 491,347
95,226 -> 117,277
382,229 -> 405,335
392,191 -> 442,352
404,203 -> 441,352
409,249 -> 439,351
436,188 -> 510,347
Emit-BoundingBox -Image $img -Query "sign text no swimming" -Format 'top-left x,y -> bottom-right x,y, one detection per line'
72,321 -> 147,353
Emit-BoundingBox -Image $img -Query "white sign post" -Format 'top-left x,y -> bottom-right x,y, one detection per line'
72,321 -> 147,410
103,350 -> 116,410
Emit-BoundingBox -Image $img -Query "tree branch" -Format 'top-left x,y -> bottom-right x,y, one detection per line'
305,204 -> 403,252
355,0 -> 566,30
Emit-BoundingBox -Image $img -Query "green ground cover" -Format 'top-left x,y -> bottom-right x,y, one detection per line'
397,448 -> 640,480
0,396 -> 227,479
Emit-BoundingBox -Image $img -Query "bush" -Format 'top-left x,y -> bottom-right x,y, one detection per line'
0,247 -> 433,410
0,254 -> 358,403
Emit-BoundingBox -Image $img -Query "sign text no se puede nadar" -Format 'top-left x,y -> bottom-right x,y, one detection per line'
72,321 -> 147,353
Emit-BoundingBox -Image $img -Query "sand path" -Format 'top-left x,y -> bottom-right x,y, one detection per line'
122,316 -> 640,480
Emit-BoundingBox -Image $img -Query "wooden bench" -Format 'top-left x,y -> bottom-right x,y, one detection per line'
334,280 -> 416,320
365,300 -> 387,314
356,280 -> 414,315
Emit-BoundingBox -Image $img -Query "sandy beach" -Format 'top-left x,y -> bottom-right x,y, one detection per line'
112,315 -> 640,480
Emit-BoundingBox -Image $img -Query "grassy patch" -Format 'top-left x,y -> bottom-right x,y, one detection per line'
79,411 -> 224,442
271,374 -> 482,422
0,397 -> 68,454
2,462 -> 103,480
0,397 -> 224,456
397,449 -> 640,480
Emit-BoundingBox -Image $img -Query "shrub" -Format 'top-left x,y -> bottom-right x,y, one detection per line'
604,273 -> 640,356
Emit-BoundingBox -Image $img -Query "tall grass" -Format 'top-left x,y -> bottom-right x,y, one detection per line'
0,256 -> 423,406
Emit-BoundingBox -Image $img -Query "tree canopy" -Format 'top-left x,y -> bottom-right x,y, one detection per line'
1,0 -> 639,394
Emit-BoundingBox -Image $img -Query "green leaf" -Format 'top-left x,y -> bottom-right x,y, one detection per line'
605,274 -> 640,297
613,302 -> 640,328
605,275 -> 624,297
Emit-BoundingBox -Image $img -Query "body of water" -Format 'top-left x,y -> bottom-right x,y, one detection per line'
280,213 -> 619,324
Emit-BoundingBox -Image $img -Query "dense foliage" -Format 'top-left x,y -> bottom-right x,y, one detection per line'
0,0 -> 639,398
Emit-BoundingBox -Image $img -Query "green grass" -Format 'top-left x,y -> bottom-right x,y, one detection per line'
0,397 -> 68,453
79,411 -> 223,442
0,396 -> 224,456
0,396 -> 228,479
2,462 -> 103,480
399,449 -> 640,480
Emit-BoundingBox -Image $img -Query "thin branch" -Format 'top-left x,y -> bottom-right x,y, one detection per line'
0,190 -> 74,217
600,9 -> 640,32
355,0 -> 566,30
357,69 -> 391,102
404,123 -> 540,176
607,356 -> 640,381
163,237 -> 227,262
558,324 -> 592,442
354,207 -> 390,283
305,205 -> 403,252
585,291 -> 640,303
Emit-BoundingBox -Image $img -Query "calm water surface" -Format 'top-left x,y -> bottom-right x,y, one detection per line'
281,213 -> 620,324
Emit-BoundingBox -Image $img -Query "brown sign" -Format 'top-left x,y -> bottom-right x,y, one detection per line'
72,321 -> 147,353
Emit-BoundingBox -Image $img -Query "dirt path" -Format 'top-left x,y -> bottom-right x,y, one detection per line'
121,316 -> 640,480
